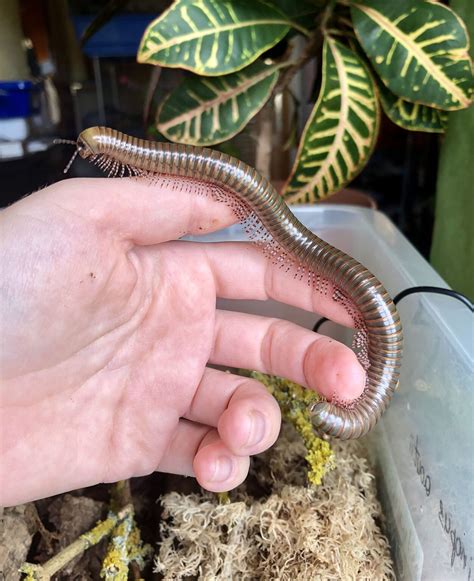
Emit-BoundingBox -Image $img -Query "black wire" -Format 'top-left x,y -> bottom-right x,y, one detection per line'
313,317 -> 329,333
392,285 -> 473,312
312,285 -> 473,333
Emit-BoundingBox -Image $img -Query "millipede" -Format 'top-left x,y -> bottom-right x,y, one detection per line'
61,126 -> 403,440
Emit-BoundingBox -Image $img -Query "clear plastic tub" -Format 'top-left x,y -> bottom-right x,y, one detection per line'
187,205 -> 473,581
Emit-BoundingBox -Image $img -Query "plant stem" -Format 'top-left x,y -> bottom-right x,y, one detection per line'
110,479 -> 133,511
321,0 -> 338,33
276,0 -> 340,94
275,32 -> 322,94
102,480 -> 153,580
20,506 -> 133,581
255,103 -> 273,179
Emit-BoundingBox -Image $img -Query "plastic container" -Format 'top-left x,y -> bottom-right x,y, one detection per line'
72,14 -> 156,58
186,205 -> 473,581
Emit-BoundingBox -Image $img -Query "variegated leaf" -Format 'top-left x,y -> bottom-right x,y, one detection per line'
378,81 -> 448,133
283,37 -> 380,203
137,0 -> 291,76
351,0 -> 474,110
157,60 -> 281,145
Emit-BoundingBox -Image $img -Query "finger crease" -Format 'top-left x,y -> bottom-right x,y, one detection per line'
260,319 -> 288,375
302,336 -> 329,390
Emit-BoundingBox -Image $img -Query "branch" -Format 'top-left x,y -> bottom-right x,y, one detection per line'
101,510 -> 153,580
274,0 -> 337,95
275,32 -> 323,95
20,506 -> 133,581
102,480 -> 153,580
110,479 -> 133,511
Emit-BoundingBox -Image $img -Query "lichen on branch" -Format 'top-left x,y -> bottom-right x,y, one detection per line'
250,371 -> 335,485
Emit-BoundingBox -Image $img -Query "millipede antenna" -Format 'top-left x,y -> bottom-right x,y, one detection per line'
63,149 -> 79,174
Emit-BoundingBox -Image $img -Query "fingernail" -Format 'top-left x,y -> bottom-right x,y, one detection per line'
210,456 -> 233,482
246,411 -> 266,448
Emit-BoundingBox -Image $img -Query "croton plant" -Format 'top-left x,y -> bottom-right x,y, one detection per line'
130,1 -> 472,202
134,0 -> 473,202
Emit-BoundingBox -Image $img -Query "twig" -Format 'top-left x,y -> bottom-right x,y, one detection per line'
110,479 -> 133,512
102,480 -> 153,580
321,0 -> 338,33
101,506 -> 152,580
20,506 -> 133,581
101,509 -> 135,580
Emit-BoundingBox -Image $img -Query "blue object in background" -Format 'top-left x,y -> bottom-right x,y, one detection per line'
72,14 -> 156,58
0,81 -> 40,119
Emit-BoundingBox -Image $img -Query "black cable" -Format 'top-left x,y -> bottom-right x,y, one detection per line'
392,285 -> 473,312
313,317 -> 329,333
312,285 -> 473,333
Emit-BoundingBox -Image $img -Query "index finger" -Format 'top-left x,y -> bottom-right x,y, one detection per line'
29,177 -> 238,245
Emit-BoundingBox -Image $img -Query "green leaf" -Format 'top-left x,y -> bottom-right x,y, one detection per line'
378,81 -> 448,133
269,0 -> 319,28
137,0 -> 291,76
156,60 -> 281,145
283,37 -> 380,203
351,0 -> 474,110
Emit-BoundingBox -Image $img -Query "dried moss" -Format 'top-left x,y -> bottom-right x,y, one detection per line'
155,420 -> 394,579
153,373 -> 394,578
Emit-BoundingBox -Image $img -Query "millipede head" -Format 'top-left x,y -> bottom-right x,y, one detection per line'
76,127 -> 101,159
55,129 -> 98,174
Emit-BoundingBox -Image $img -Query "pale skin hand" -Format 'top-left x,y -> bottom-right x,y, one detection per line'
0,178 -> 365,507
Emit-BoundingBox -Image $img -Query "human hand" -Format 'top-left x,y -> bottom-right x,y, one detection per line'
0,178 -> 365,507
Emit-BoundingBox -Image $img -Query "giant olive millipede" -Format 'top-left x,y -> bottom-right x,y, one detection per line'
63,126 -> 403,440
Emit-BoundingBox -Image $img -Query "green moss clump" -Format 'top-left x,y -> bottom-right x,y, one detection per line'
250,372 -> 334,485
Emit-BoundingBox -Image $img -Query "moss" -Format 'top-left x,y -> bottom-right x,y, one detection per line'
155,428 -> 394,579
250,371 -> 334,485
